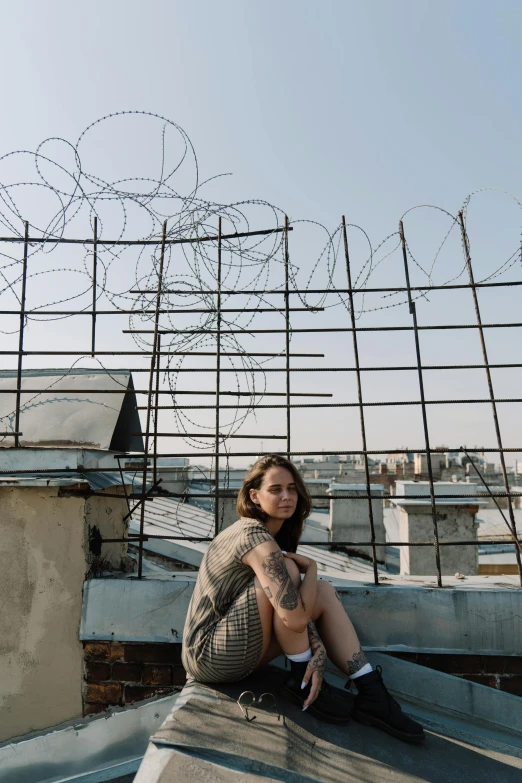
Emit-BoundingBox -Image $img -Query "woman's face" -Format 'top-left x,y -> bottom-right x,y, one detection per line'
249,466 -> 298,522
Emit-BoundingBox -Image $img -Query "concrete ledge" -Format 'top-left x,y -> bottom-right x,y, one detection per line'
81,575 -> 522,654
81,577 -> 196,643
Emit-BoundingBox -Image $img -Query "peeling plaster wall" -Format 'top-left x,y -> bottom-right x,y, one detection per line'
84,490 -> 129,567
0,486 -> 128,742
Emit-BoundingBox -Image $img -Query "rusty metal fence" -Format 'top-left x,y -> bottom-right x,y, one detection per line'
1,212 -> 521,588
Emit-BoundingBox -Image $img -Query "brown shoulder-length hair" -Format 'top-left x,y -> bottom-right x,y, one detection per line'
236,455 -> 311,553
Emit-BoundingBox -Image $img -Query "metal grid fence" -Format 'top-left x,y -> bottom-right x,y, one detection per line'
1,214 -> 521,588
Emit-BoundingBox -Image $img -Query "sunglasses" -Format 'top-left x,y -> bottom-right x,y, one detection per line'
237,690 -> 281,722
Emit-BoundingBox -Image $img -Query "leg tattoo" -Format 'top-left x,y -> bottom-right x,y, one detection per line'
307,622 -> 326,676
347,648 -> 368,677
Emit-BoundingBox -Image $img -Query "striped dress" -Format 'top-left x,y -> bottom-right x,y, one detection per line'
182,517 -> 274,682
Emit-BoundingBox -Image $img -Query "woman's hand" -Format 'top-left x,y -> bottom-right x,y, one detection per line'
302,641 -> 326,710
282,551 -> 317,574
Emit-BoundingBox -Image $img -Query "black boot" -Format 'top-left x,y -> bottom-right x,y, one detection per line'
280,660 -> 354,725
348,666 -> 425,744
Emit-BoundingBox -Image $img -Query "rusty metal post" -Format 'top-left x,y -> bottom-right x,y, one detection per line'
14,221 -> 29,448
91,216 -> 97,357
342,217 -> 379,584
214,217 -> 222,536
138,220 -> 167,578
458,210 -> 522,586
400,220 -> 443,586
153,333 -> 161,486
284,215 -> 291,458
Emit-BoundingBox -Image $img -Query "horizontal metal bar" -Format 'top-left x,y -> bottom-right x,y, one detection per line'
146,397 -> 522,405
124,322 -> 522,335
103,535 -> 521,546
0,389 -> 332,397
127,367 -> 357,373
3,445 -> 522,476
112,447 -> 522,458
0,307 -> 322,316
120,366 -> 522,381
137,399 -> 522,410
3,388 -> 522,405
131,432 -> 287,439
0,351 -> 324,358
0,226 -> 291,246
130,279 -> 522,295
0,481 -> 517,502
0,480 -> 517,502
139,396 -> 522,405
127,491 -> 522,500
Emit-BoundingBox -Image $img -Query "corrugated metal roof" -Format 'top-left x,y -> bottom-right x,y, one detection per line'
476,508 -> 522,539
130,497 -> 382,578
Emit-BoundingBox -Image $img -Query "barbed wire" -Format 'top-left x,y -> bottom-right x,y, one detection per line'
0,111 -> 521,469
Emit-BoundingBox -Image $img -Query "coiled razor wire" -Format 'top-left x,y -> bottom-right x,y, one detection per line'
0,110 -> 521,465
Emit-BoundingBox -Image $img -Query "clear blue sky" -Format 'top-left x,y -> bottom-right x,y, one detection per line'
1,1 -> 521,464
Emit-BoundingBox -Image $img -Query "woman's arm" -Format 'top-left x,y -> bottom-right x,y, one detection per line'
242,542 -> 315,633
282,551 -> 318,620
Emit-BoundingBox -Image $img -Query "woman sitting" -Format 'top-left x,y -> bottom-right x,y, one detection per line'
182,454 -> 424,744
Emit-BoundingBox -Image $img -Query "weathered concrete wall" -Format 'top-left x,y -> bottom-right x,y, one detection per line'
0,487 -> 86,742
0,486 -> 128,742
84,489 -> 129,568
398,504 -> 478,576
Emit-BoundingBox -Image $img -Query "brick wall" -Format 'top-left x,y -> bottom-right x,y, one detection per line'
83,641 -> 186,715
385,652 -> 522,697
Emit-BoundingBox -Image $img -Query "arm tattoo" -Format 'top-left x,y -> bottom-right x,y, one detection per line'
307,622 -> 326,675
264,586 -> 273,599
261,550 -> 300,610
347,648 -> 368,676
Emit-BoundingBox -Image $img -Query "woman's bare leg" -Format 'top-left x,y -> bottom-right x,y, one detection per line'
254,559 -> 310,667
311,580 -> 367,677
255,565 -> 365,676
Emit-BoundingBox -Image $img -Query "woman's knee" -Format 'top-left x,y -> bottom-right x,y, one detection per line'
313,579 -> 340,617
318,579 -> 337,601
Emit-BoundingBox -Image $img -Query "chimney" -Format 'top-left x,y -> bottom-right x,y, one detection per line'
392,481 -> 482,576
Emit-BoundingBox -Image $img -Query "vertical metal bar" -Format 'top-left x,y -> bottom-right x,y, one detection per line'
458,211 -> 522,586
15,221 -> 29,447
399,221 -> 443,586
214,217 -> 222,537
138,220 -> 167,578
91,216 -> 98,357
153,333 -> 161,487
116,455 -> 132,518
342,217 -> 378,584
284,215 -> 291,459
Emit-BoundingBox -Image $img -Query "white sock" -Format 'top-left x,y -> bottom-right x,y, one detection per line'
287,648 -> 312,663
349,662 -> 373,680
